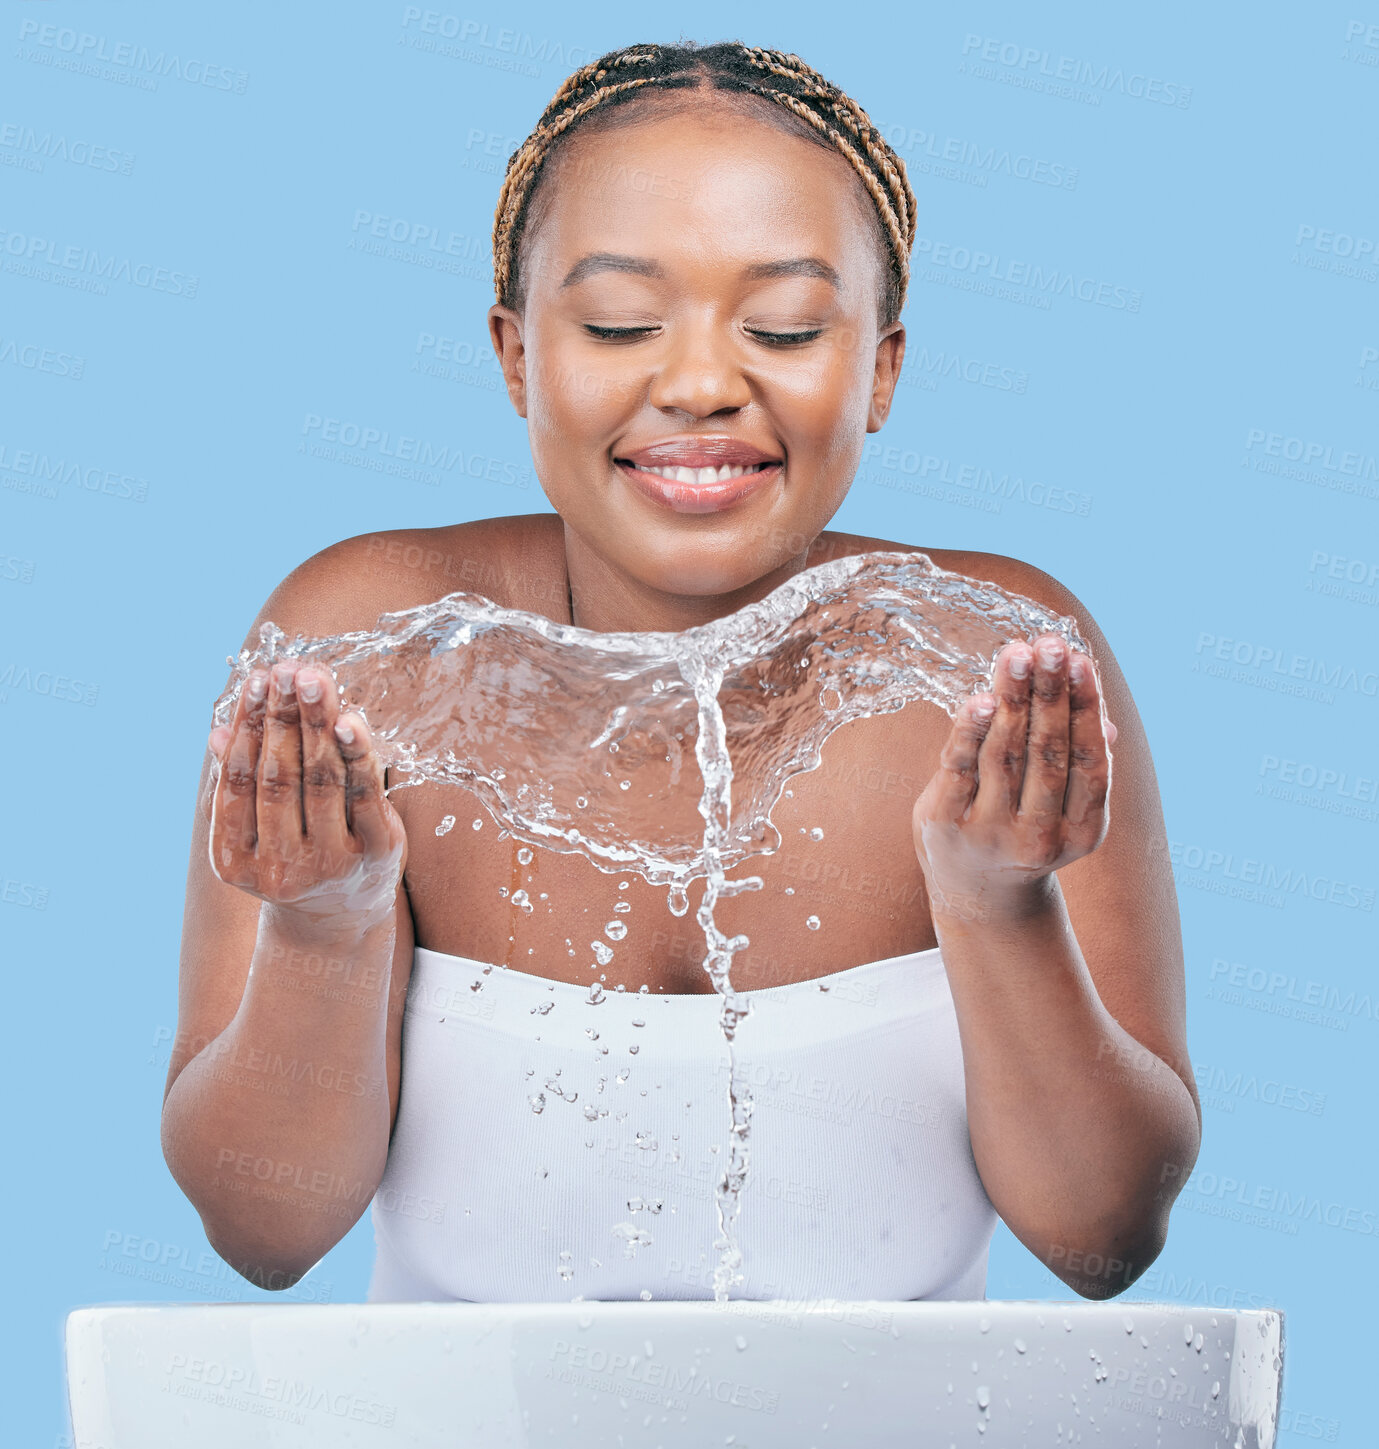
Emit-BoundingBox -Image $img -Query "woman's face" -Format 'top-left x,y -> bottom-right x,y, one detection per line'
488,100 -> 906,617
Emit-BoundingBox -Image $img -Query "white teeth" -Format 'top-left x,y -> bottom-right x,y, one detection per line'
641,463 -> 762,484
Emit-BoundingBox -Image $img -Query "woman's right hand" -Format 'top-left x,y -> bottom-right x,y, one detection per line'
204,659 -> 408,933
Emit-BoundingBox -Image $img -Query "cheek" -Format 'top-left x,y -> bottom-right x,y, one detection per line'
767,340 -> 876,449
525,333 -> 627,442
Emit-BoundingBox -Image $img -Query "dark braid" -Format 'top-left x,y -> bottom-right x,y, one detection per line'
492,41 -> 916,323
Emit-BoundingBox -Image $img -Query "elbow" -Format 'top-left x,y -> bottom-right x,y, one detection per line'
203,1224 -> 319,1293
1042,1185 -> 1180,1301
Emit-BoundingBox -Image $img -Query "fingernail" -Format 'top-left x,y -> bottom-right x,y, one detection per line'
298,671 -> 322,703
273,663 -> 295,696
1008,647 -> 1031,679
1070,654 -> 1086,684
334,719 -> 355,744
1038,639 -> 1064,668
972,695 -> 996,718
246,672 -> 267,703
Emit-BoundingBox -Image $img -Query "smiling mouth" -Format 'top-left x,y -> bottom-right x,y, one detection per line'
616,461 -> 777,485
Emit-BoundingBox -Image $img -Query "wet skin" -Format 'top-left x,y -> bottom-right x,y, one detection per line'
186,98 -> 1198,1298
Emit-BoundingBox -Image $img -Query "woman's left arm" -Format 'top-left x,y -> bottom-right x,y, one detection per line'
912,565 -> 1201,1300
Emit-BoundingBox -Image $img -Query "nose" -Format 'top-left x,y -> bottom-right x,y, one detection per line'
647,319 -> 752,418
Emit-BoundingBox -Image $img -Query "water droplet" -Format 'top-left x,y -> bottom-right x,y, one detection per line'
605,920 -> 628,941
575,796 -> 588,809
530,999 -> 554,1016
1014,1338 -> 1026,1354
435,814 -> 456,836
809,826 -> 825,841
805,914 -> 821,930
640,1289 -> 652,1301
529,1093 -> 546,1113
556,1250 -> 573,1281
735,1335 -> 748,1351
635,1131 -> 657,1150
976,1385 -> 990,1409
471,817 -> 483,831
585,1028 -> 599,1040
517,845 -> 533,865
612,1222 -> 652,1257
587,983 -> 605,1005
1184,1323 -> 1194,1345
592,940 -> 613,965
979,1317 -> 990,1334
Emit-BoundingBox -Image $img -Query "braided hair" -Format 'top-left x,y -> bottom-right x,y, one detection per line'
492,41 -> 917,325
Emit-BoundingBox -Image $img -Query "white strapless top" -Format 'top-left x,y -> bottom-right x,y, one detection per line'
366,945 -> 996,1304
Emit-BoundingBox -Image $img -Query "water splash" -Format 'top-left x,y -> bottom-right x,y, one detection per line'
212,548 -> 1089,1301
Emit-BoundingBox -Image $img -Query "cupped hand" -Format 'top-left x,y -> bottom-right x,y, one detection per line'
204,659 -> 408,931
912,634 -> 1116,921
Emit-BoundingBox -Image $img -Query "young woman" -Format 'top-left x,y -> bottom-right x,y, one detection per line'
161,42 -> 1200,1306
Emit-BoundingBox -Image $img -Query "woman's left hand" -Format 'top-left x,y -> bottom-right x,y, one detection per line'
912,634 -> 1118,923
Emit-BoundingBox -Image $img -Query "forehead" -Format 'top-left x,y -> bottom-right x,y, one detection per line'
522,100 -> 882,295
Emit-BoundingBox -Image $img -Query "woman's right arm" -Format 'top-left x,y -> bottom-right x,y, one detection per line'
160,551 -> 415,1291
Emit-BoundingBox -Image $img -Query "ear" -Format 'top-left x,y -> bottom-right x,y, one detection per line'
487,303 -> 528,419
866,321 -> 905,432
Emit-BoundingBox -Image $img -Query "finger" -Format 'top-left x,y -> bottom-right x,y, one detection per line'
211,670 -> 267,868
257,661 -> 305,857
335,711 -> 396,860
296,666 -> 350,857
201,726 -> 230,824
927,692 -> 997,822
1063,651 -> 1111,838
972,641 -> 1032,817
1017,635 -> 1071,822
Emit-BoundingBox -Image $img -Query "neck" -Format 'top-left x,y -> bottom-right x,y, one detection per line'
562,522 -> 822,635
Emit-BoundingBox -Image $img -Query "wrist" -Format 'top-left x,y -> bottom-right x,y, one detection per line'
924,870 -> 1058,931
260,896 -> 398,952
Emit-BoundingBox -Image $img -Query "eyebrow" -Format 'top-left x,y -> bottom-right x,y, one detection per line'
742,258 -> 842,290
561,253 -> 664,287
559,253 -> 842,290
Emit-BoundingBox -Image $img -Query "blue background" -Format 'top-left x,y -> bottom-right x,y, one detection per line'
3,4 -> 1375,1444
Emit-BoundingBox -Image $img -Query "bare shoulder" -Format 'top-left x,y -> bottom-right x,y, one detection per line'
244,513 -> 567,644
817,531 -> 1110,657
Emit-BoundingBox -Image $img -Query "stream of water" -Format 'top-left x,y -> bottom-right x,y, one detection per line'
212,548 -> 1091,1300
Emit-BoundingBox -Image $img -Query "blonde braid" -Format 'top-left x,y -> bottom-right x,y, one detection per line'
491,41 -> 916,318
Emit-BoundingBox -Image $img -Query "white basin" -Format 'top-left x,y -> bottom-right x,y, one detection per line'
64,1299 -> 1283,1446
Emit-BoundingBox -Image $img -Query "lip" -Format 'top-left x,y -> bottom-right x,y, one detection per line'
616,459 -> 781,515
621,436 -> 781,469
615,435 -> 783,515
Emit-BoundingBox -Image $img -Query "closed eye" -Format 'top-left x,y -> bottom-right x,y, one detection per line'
583,324 -> 659,341
746,328 -> 824,346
